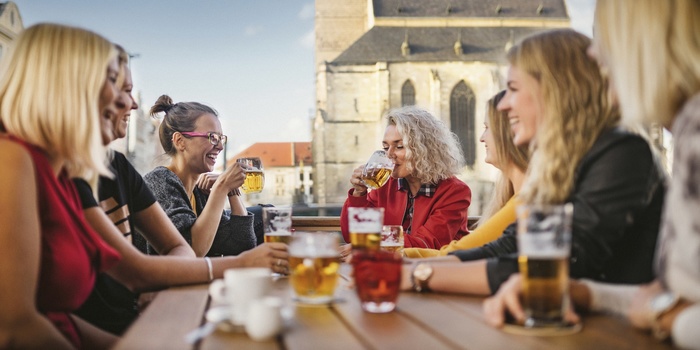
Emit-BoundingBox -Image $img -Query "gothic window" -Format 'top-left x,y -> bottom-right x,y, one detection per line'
401,80 -> 415,106
450,81 -> 476,167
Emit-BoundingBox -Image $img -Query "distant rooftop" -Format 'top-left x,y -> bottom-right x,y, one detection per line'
373,0 -> 568,19
332,26 -> 545,65
228,142 -> 312,168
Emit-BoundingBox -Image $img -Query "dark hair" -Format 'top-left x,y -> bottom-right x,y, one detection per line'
150,94 -> 218,156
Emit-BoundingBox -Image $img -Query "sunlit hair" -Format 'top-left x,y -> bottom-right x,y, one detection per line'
386,106 -> 464,184
150,94 -> 218,156
477,90 -> 530,225
595,0 -> 700,127
507,29 -> 619,204
115,44 -> 129,89
0,23 -> 115,183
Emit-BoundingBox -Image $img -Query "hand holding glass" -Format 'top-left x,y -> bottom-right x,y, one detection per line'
361,150 -> 394,190
236,157 -> 264,194
517,203 -> 573,328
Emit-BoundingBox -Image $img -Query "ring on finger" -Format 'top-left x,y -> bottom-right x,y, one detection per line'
276,259 -> 282,266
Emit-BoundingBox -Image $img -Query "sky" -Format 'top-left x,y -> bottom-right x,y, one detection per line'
12,0 -> 595,155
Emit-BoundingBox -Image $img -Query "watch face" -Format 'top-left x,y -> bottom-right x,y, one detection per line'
414,264 -> 433,281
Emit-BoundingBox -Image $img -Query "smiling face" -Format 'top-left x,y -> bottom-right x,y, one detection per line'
497,65 -> 543,146
382,124 -> 412,179
99,57 -> 120,145
112,66 -> 138,141
183,113 -> 223,174
479,119 -> 499,168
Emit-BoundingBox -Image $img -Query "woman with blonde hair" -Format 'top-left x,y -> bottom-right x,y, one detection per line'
404,90 -> 528,258
486,1 -> 700,347
401,29 -> 664,297
0,23 -> 122,348
340,106 -> 472,249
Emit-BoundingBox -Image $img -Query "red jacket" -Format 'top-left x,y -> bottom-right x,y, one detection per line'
341,176 -> 471,249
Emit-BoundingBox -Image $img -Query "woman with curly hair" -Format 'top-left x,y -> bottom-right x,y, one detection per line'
340,106 -> 472,249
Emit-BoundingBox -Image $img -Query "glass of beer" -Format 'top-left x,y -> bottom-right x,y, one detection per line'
380,225 -> 404,255
237,157 -> 264,194
361,150 -> 394,190
348,207 -> 384,250
352,249 -> 402,313
263,207 -> 292,245
288,232 -> 340,304
517,203 -> 573,328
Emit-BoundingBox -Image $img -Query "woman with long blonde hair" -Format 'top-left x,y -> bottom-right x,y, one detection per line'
340,106 -> 472,249
401,29 -> 664,297
0,23 -> 122,349
404,90 -> 528,258
486,1 -> 700,347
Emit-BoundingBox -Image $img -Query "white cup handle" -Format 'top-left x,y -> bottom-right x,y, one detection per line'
209,279 -> 227,304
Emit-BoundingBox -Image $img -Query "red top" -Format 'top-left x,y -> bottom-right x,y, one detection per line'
341,176 -> 471,249
6,135 -> 121,347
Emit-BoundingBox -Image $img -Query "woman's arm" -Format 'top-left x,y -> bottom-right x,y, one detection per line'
400,260 -> 491,296
0,142 -> 74,349
132,203 -> 195,257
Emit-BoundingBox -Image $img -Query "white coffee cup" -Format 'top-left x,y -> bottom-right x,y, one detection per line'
245,296 -> 283,341
209,267 -> 272,325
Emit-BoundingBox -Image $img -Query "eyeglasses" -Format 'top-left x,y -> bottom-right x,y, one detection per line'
180,131 -> 228,145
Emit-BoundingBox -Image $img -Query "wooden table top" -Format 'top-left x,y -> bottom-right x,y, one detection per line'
115,266 -> 674,350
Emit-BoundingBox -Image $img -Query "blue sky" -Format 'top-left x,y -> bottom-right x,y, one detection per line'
11,0 -> 594,154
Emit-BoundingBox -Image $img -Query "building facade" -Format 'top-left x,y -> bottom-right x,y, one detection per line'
313,0 -> 570,213
0,1 -> 23,62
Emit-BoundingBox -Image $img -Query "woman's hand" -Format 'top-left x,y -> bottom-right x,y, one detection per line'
350,165 -> 368,196
628,280 -> 663,330
238,243 -> 289,275
195,173 -> 219,195
483,274 -> 580,327
215,163 -> 246,193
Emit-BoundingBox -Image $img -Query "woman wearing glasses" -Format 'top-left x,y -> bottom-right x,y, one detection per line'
144,95 -> 258,258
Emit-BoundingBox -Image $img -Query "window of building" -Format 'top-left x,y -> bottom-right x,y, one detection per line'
401,80 -> 415,106
450,81 -> 476,167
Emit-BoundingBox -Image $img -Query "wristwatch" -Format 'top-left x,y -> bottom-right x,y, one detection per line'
411,263 -> 433,293
649,291 -> 680,340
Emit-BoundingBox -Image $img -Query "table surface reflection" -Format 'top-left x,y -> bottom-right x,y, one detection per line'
115,265 -> 673,350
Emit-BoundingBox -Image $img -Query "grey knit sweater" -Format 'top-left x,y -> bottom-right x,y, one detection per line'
143,166 -> 256,256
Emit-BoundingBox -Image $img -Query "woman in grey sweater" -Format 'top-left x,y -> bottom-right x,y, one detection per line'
144,95 -> 268,259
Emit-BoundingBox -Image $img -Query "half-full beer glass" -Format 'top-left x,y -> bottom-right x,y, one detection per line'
348,207 -> 384,250
288,232 -> 340,304
361,150 -> 394,190
517,203 -> 573,328
380,225 -> 404,255
263,207 -> 292,245
236,157 -> 264,194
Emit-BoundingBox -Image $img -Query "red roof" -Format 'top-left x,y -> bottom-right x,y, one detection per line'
228,142 -> 312,168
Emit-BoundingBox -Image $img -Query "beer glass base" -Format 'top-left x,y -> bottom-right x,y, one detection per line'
360,301 -> 396,313
293,296 -> 334,305
523,317 -> 568,328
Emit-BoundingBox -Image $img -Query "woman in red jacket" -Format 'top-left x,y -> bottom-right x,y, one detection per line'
340,106 -> 472,249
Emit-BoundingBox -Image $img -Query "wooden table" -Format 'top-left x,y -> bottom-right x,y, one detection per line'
115,267 -> 673,350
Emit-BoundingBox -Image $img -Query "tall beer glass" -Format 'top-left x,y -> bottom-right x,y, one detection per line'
236,157 -> 264,194
361,150 -> 394,190
263,207 -> 292,245
288,232 -> 340,304
348,207 -> 384,250
517,203 -> 573,328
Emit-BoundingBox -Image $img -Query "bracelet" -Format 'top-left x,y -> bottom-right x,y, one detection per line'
227,188 -> 241,197
204,257 -> 214,282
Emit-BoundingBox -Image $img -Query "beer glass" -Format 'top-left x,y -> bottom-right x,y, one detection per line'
361,150 -> 394,190
352,250 -> 402,313
380,225 -> 404,255
236,157 -> 264,194
348,207 -> 384,250
288,232 -> 340,304
517,203 -> 573,328
263,207 -> 292,245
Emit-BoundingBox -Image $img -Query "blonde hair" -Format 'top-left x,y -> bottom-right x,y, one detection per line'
386,106 -> 464,184
478,90 -> 530,225
0,23 -> 115,182
508,29 -> 619,204
595,0 -> 700,126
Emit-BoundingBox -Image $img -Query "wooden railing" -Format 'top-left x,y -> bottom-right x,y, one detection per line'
291,216 -> 481,232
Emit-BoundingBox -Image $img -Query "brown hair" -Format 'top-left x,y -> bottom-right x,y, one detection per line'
150,94 -> 218,156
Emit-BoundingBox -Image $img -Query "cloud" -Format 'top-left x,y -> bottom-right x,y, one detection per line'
299,29 -> 314,49
244,25 -> 264,36
298,3 -> 314,20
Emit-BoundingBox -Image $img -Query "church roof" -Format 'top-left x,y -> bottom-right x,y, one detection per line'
373,0 -> 568,19
332,26 -> 546,65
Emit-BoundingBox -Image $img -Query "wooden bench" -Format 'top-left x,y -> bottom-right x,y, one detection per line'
291,216 -> 481,232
